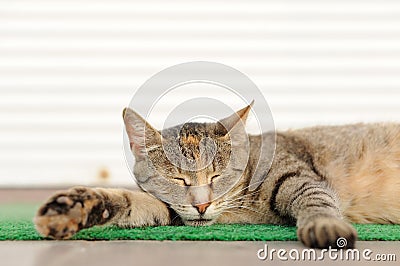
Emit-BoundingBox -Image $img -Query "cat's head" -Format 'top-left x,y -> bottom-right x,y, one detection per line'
123,103 -> 253,226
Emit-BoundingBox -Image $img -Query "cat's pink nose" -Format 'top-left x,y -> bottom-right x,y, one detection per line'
194,202 -> 210,214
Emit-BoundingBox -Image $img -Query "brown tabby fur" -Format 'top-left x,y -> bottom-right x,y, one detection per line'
35,104 -> 400,249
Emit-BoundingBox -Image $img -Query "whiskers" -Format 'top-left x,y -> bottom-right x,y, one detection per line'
215,182 -> 265,216
224,180 -> 264,201
169,180 -> 266,223
222,204 -> 264,216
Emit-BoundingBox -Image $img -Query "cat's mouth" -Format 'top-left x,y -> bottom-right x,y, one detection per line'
185,218 -> 213,226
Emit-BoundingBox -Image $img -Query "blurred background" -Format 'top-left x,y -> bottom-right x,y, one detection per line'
1,0 -> 400,188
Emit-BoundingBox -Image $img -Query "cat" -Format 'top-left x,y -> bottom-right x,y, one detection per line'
34,103 -> 400,249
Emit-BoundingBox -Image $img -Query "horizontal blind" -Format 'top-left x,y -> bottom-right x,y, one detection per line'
1,0 -> 400,187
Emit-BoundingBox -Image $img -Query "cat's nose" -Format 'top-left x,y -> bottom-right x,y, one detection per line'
194,202 -> 210,214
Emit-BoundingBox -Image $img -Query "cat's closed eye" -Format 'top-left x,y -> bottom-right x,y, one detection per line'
210,174 -> 221,183
173,177 -> 189,186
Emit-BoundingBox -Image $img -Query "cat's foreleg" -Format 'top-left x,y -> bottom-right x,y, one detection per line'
271,172 -> 357,248
34,186 -> 174,239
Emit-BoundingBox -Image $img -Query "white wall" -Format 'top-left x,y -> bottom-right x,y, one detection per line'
1,0 -> 400,187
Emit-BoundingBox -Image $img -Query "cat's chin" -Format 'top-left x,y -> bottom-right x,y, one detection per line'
184,219 -> 214,226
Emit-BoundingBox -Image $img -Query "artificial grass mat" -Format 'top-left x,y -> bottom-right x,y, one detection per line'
1,203 -> 400,241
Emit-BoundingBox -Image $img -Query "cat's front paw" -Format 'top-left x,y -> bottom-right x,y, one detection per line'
297,216 -> 357,249
34,187 -> 105,239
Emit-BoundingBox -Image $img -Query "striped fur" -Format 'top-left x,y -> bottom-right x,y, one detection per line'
35,105 -> 400,249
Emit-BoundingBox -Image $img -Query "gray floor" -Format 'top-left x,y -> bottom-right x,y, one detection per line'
0,241 -> 398,266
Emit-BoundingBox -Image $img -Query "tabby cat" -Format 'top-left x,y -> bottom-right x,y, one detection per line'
34,103 -> 400,248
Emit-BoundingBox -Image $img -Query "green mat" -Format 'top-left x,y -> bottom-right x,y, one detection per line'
1,204 -> 400,241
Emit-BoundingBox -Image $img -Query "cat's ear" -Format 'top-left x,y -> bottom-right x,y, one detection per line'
218,100 -> 254,134
123,108 -> 161,159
